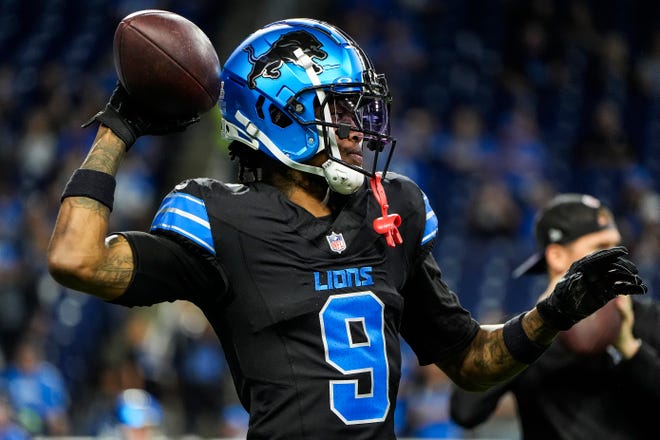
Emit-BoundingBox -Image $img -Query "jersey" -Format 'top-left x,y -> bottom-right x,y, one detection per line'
114,173 -> 479,439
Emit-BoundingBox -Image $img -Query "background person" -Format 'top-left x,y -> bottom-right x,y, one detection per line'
450,193 -> 660,440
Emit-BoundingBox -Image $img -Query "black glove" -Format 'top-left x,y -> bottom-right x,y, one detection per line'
82,82 -> 200,149
537,246 -> 647,330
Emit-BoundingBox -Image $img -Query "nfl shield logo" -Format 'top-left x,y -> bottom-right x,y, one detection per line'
326,231 -> 347,254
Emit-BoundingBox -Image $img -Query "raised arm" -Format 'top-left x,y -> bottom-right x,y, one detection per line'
47,83 -> 199,300
47,127 -> 131,300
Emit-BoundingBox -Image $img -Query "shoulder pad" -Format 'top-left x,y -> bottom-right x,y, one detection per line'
173,178 -> 249,197
149,179 -> 225,256
381,173 -> 421,199
382,173 -> 438,246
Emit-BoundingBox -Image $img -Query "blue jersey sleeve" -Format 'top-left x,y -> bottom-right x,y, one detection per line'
420,190 -> 438,246
151,191 -> 216,256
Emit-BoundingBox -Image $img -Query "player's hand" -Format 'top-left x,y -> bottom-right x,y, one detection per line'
536,246 -> 647,330
82,82 -> 200,149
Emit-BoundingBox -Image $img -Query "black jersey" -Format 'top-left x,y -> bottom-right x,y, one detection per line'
115,173 -> 479,439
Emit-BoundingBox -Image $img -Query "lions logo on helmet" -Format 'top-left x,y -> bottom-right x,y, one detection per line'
220,18 -> 396,195
245,30 -> 328,89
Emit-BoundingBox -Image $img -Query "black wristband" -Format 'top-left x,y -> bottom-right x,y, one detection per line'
503,312 -> 550,364
61,168 -> 116,211
536,297 -> 576,330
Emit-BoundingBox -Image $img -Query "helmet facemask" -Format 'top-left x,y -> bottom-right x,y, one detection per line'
286,81 -> 396,193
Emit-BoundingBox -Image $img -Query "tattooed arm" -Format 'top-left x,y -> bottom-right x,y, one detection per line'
440,308 -> 557,391
47,127 -> 132,300
400,253 -> 559,392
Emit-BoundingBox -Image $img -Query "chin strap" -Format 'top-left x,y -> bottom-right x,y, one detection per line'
370,172 -> 402,247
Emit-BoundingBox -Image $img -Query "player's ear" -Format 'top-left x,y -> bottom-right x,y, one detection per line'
546,243 -> 573,276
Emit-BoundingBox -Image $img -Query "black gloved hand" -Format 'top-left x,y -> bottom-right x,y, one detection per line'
82,82 -> 200,149
537,246 -> 647,330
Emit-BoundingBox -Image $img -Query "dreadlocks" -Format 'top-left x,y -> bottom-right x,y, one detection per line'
228,141 -> 265,182
227,141 -> 331,203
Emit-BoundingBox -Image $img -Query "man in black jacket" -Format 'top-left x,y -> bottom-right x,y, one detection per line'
450,194 -> 660,440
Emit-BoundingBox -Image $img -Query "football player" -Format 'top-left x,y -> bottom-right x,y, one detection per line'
47,18 -> 646,439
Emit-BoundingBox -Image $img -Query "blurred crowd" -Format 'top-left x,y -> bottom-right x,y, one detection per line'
0,0 -> 658,438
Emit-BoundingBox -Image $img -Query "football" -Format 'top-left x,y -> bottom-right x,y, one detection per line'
113,9 -> 222,118
559,298 -> 622,355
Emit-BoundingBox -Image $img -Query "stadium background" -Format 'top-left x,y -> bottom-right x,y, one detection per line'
0,0 -> 658,438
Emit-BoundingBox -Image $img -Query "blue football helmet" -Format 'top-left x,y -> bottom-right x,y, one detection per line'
220,18 -> 395,194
